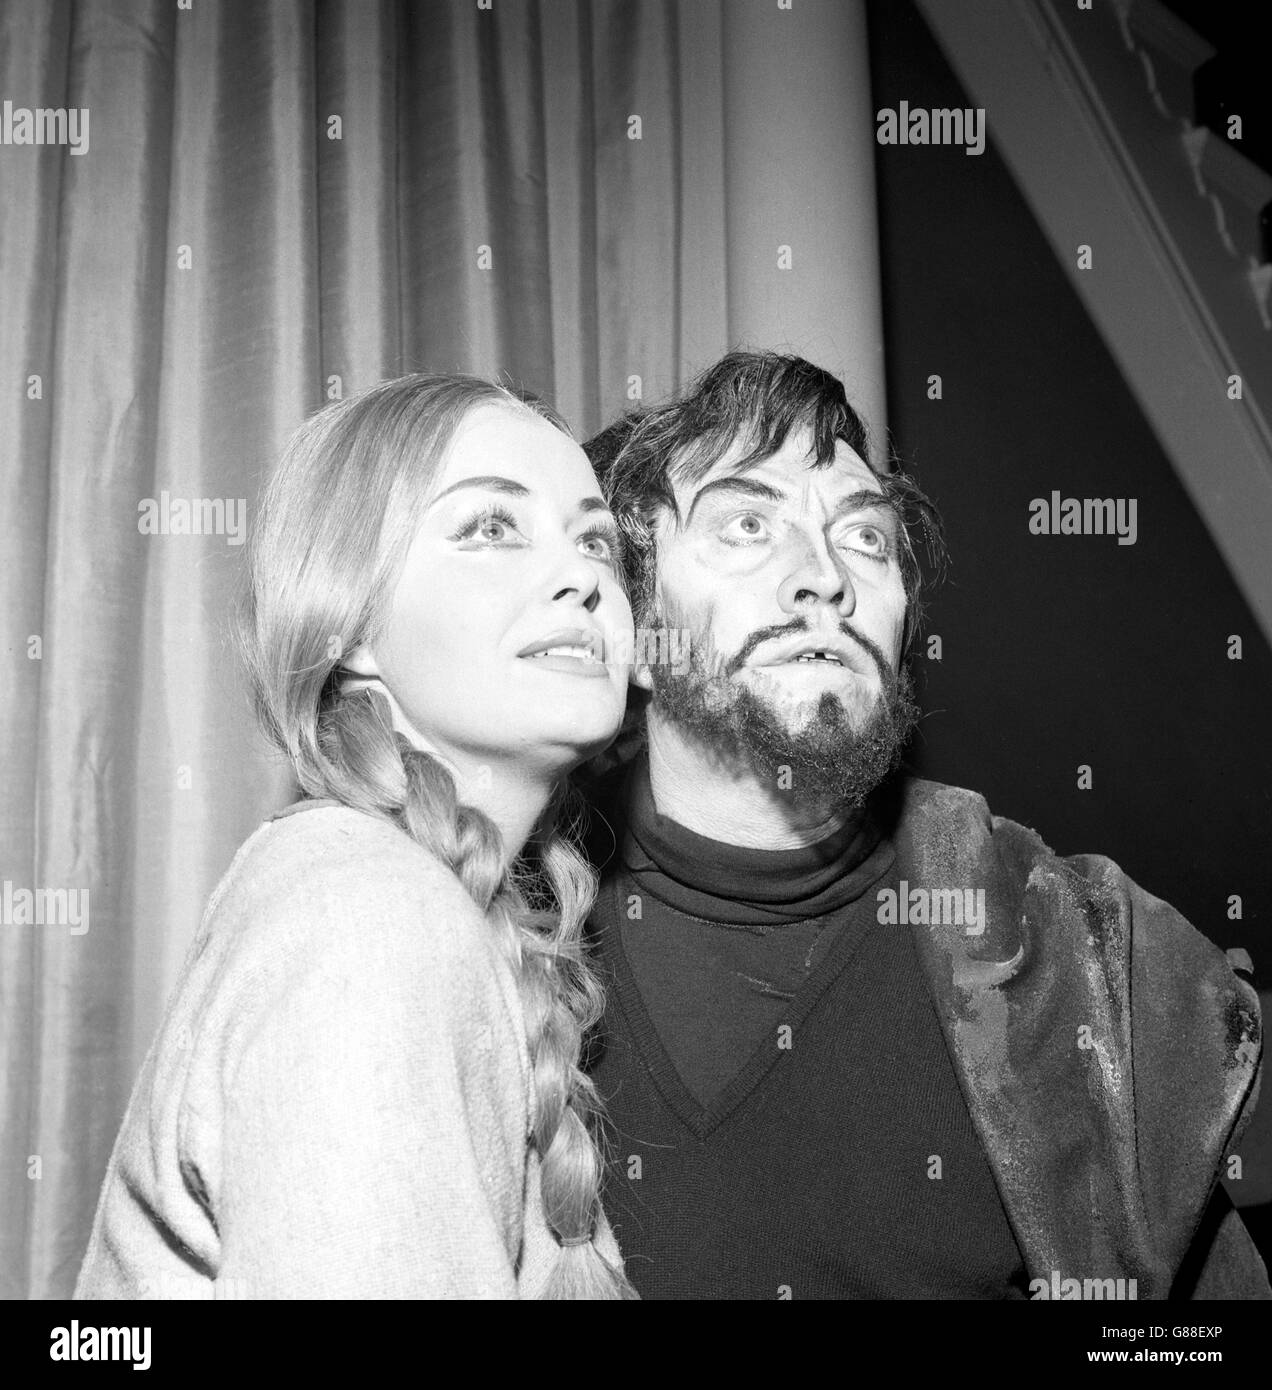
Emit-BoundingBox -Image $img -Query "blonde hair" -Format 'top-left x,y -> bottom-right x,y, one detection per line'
239,373 -> 637,1299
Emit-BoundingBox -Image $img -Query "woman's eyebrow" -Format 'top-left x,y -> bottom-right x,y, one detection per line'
427,475 -> 530,507
426,476 -> 614,525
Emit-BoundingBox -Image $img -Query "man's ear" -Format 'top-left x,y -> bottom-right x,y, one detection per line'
631,663 -> 654,692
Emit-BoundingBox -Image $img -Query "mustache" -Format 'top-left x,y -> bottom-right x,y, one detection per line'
722,617 -> 891,681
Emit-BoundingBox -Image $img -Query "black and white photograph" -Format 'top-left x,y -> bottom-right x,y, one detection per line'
1,0 -> 1269,1356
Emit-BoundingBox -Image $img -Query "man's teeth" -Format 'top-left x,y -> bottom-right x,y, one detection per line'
793,652 -> 841,664
528,645 -> 598,660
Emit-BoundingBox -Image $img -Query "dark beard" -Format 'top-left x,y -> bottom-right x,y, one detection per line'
646,605 -> 921,811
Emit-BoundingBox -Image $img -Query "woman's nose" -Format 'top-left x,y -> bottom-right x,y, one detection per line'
548,540 -> 603,613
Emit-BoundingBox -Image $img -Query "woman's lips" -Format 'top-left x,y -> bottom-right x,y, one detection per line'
517,647 -> 610,678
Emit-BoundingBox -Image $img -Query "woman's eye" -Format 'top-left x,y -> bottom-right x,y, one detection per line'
578,530 -> 618,562
451,506 -> 522,544
720,512 -> 769,543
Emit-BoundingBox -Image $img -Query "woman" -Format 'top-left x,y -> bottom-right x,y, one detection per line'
75,374 -> 638,1299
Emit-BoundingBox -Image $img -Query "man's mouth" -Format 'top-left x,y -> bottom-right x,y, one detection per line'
759,649 -> 854,671
743,626 -> 872,673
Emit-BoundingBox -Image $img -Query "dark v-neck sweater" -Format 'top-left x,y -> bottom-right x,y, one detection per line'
587,755 -> 1031,1300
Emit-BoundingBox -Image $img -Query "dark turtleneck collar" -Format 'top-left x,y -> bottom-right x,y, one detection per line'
619,752 -> 896,926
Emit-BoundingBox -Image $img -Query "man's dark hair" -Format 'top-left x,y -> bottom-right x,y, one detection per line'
584,350 -> 946,656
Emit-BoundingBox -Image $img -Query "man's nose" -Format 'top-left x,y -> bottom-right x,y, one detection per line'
776,531 -> 855,616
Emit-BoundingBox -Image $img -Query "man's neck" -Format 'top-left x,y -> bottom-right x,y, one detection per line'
644,714 -> 858,849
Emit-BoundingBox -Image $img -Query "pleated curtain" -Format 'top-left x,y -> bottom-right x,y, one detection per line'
0,0 -> 883,1299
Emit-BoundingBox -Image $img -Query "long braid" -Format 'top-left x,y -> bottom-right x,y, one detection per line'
316,688 -> 637,1299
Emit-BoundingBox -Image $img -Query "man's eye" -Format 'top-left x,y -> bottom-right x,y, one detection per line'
840,523 -> 891,559
720,512 -> 769,543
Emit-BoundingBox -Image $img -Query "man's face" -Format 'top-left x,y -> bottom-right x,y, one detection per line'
640,425 -> 918,804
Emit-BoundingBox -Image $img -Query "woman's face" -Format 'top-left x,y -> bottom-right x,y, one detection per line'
357,403 -> 633,780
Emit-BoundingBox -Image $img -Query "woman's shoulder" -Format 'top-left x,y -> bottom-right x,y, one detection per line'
231,800 -> 470,898
178,804 -> 532,1201
204,802 -> 493,977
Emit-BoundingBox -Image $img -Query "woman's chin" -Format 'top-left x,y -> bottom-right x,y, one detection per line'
522,719 -> 626,777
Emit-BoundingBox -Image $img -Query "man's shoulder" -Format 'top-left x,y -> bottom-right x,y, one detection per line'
882,773 -> 1066,901
888,773 -> 1169,909
887,772 -> 1259,1064
894,775 -> 1264,1293
886,772 -> 1059,850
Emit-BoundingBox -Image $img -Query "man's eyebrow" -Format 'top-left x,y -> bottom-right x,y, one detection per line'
685,477 -> 785,524
428,475 -> 615,523
826,489 -> 899,525
685,477 -> 897,527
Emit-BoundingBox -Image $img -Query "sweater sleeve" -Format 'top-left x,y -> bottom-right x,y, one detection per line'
198,838 -> 533,1299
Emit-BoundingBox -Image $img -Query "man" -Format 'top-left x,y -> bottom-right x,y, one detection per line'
578,350 -> 1267,1300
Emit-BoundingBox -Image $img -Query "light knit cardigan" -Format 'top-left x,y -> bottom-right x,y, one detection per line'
74,803 -> 623,1299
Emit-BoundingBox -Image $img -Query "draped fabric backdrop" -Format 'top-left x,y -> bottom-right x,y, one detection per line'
0,0 -> 884,1300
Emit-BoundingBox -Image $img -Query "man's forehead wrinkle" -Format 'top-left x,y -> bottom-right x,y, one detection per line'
671,439 -> 814,500
700,457 -> 887,503
671,437 -> 770,489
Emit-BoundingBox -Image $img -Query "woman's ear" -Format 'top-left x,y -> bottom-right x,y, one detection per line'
341,643 -> 380,679
630,663 -> 654,692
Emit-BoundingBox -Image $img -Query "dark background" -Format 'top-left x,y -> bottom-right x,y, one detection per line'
867,0 -> 1272,981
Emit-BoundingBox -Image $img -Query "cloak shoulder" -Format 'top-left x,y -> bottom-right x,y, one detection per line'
891,777 -> 1267,1299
